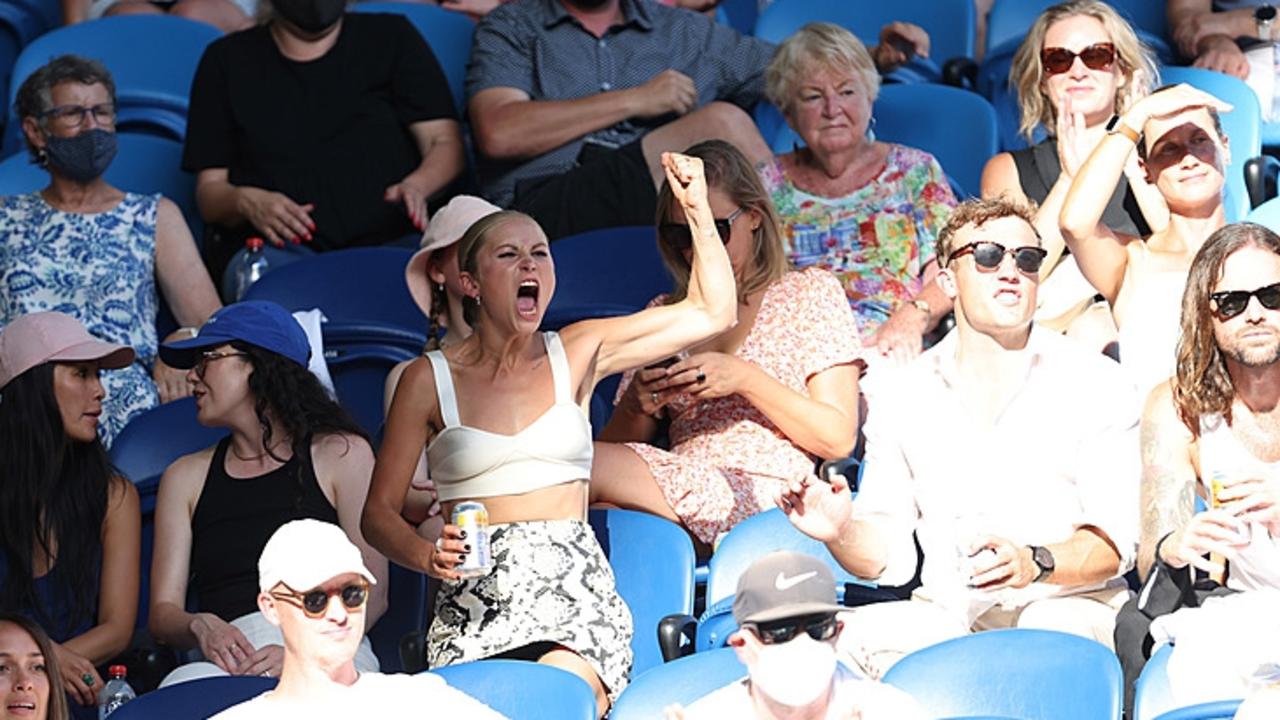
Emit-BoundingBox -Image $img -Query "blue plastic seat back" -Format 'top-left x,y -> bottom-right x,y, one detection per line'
109,675 -> 276,719
542,226 -> 670,330
366,561 -> 427,673
753,0 -> 976,69
241,247 -> 423,332
5,15 -> 222,152
609,647 -> 746,720
349,2 -> 474,115
428,660 -> 597,720
1135,644 -> 1176,720
1160,66 -> 1262,223
321,339 -> 419,439
1151,701 -> 1244,720
589,508 -> 695,678
882,628 -> 1123,720
715,0 -> 756,34
1248,194 -> 1280,232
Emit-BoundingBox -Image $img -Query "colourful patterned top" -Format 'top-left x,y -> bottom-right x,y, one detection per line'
0,192 -> 161,446
760,144 -> 956,340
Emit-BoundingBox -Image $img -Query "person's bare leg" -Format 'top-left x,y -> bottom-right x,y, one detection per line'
539,648 -> 610,719
589,442 -> 681,524
170,0 -> 253,32
640,101 -> 772,187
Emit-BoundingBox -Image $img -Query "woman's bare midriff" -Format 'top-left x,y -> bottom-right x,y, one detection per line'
441,479 -> 590,525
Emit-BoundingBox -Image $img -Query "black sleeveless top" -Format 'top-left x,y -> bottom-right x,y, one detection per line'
189,436 -> 339,621
1011,137 -> 1151,237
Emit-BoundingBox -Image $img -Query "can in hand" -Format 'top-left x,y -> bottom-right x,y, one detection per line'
451,501 -> 493,578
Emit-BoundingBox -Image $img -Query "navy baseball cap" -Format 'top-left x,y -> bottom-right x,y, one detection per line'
160,301 -> 311,369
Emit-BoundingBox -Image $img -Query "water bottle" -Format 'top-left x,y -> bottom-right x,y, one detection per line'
97,665 -> 135,719
232,237 -> 270,301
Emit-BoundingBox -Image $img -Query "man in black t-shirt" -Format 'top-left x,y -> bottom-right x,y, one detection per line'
184,0 -> 464,280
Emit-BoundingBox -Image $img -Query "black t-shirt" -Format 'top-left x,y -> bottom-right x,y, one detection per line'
184,13 -> 456,261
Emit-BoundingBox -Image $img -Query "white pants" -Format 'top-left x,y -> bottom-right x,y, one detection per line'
836,585 -> 1131,679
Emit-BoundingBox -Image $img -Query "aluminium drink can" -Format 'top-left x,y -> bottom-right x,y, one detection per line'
451,501 -> 493,578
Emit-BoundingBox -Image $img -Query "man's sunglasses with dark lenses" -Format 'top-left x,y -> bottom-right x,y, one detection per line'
1041,42 -> 1116,75
1210,282 -> 1280,320
948,242 -> 1049,274
657,207 -> 745,250
747,614 -> 838,645
270,581 -> 368,618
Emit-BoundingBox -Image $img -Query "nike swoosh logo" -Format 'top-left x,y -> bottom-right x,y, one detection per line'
775,570 -> 817,591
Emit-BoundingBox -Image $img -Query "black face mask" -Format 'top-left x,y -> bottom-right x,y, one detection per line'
43,128 -> 117,183
271,0 -> 345,34
565,0 -> 610,8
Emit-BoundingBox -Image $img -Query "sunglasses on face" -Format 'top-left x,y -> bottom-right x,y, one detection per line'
194,350 -> 248,379
1041,42 -> 1116,75
658,207 -> 745,250
948,242 -> 1048,274
746,614 -> 838,645
1210,282 -> 1280,319
270,581 -> 369,618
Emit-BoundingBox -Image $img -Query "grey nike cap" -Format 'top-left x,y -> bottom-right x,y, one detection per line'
733,551 -> 844,625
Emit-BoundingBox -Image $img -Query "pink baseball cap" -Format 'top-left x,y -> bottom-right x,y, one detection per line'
406,195 -> 501,317
0,311 -> 135,389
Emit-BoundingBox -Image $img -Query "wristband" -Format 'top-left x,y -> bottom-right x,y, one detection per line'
1106,114 -> 1140,144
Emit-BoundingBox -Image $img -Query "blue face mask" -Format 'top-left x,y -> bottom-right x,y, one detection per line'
44,128 -> 117,183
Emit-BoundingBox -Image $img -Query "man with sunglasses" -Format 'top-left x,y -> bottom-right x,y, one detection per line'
671,552 -> 924,719
778,197 -> 1140,678
1126,222 -> 1280,708
212,520 -> 504,718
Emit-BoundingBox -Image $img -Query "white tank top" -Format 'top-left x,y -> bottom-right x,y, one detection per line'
1198,413 -> 1280,591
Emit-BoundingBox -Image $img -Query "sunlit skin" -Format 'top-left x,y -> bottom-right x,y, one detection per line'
787,65 -> 874,164
0,622 -> 49,720
1040,14 -> 1124,127
1141,111 -> 1227,215
1211,246 -> 1280,368
941,216 -> 1044,343
52,361 -> 105,444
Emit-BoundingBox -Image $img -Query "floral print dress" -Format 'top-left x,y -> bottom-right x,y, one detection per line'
0,192 -> 161,446
616,269 -> 862,545
760,144 -> 957,341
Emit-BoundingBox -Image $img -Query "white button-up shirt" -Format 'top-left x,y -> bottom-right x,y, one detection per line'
854,326 -> 1140,614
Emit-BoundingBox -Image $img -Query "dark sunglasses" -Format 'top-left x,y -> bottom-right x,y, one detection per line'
1041,42 -> 1116,75
746,614 -> 838,645
1210,282 -> 1280,319
948,242 -> 1048,274
270,581 -> 368,618
658,207 -> 745,250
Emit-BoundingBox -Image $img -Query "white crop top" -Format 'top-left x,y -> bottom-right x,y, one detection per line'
426,332 -> 594,502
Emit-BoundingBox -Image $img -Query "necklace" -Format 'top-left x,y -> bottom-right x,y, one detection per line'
229,444 -> 275,462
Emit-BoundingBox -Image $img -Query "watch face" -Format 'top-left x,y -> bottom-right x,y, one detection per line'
1260,5 -> 1277,22
1033,546 -> 1055,571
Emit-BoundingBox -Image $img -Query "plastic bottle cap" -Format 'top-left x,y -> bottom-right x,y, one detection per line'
246,237 -> 265,250
108,665 -> 127,678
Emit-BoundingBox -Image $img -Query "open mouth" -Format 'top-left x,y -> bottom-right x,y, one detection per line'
516,280 -> 539,318
993,287 -> 1022,305
7,702 -> 37,715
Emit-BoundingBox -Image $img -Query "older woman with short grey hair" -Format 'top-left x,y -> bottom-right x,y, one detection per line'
0,54 -> 220,445
761,22 -> 956,365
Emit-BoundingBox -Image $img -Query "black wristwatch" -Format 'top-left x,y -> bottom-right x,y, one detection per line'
1030,545 -> 1055,583
1258,5 -> 1277,41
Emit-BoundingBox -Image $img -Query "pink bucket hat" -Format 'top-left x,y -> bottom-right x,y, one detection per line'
0,311 -> 135,389
406,195 -> 501,317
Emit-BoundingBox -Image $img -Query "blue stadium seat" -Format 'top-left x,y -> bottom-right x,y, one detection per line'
1160,66 -> 1263,223
541,226 -> 670,330
589,509 -> 696,678
1151,701 -> 1245,720
322,340 -> 419,438
4,15 -> 222,154
0,132 -> 202,243
609,647 -> 746,720
715,0 -> 755,35
428,660 -> 597,720
109,675 -> 275,719
882,628 -> 1123,720
695,508 -> 880,651
366,562 -> 428,674
350,2 -> 474,116
1248,194 -> 1280,231
760,83 -> 996,198
241,247 -> 424,333
753,0 -> 976,85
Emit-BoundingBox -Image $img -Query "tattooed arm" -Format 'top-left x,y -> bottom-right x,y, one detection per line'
1138,382 -> 1199,581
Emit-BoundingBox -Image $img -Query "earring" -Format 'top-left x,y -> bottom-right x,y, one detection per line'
866,116 -> 877,142
35,147 -> 47,167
